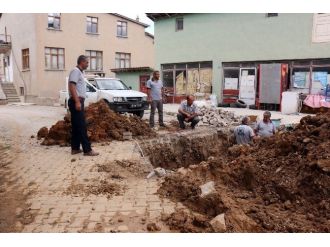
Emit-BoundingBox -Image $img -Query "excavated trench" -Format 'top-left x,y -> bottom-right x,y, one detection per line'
140,115 -> 330,232
140,128 -> 232,169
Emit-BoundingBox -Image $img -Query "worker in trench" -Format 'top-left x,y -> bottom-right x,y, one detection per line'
68,55 -> 99,156
147,70 -> 166,128
234,116 -> 256,145
255,111 -> 276,138
177,95 -> 202,129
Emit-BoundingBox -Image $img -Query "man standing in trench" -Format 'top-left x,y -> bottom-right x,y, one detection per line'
68,55 -> 99,156
255,111 -> 276,138
147,71 -> 166,128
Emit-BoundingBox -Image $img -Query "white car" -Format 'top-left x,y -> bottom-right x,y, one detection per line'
60,77 -> 149,118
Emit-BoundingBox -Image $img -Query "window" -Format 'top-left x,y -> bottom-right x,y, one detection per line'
45,47 -> 65,70
117,21 -> 127,37
20,87 -> 24,96
176,18 -> 184,31
115,52 -> 131,68
22,48 -> 29,70
85,50 -> 103,71
161,61 -> 212,95
266,13 -> 278,17
86,16 -> 98,33
48,13 -> 61,29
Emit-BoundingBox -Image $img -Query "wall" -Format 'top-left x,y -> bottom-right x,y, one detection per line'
0,13 -> 38,101
115,71 -> 151,91
0,13 -> 155,104
154,14 -> 330,100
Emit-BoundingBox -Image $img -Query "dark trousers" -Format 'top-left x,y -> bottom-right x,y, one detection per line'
68,98 -> 92,153
177,113 -> 200,129
149,100 -> 164,127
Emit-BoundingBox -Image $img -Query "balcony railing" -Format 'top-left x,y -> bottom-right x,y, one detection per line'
0,34 -> 11,54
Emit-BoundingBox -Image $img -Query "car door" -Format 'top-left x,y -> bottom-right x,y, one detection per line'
85,81 -> 98,106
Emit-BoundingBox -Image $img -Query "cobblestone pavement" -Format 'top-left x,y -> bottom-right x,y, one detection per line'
0,105 -> 182,232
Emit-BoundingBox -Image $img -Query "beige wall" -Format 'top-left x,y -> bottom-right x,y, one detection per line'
0,13 -> 154,104
0,13 -> 38,101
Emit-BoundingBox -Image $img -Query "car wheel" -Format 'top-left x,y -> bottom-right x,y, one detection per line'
133,110 -> 144,119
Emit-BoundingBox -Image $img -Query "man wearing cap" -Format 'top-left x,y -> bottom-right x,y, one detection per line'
234,116 -> 255,145
255,111 -> 276,138
68,55 -> 99,156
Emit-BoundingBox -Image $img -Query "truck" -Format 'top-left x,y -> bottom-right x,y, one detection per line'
59,77 -> 149,118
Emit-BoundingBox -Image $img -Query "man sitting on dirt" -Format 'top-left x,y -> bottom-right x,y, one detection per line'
255,111 -> 276,138
234,116 -> 255,145
68,55 -> 99,156
177,95 -> 202,129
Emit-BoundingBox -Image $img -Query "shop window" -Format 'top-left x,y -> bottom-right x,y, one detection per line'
175,63 -> 186,70
175,70 -> 187,94
162,64 -> 174,70
162,71 -> 174,88
311,67 -> 330,94
291,67 -> 310,95
187,62 -> 199,69
223,68 -> 239,90
200,61 -> 213,68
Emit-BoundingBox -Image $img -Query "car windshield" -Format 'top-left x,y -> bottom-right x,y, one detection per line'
95,79 -> 129,90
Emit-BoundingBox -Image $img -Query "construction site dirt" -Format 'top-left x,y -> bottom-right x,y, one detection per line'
148,113 -> 330,232
0,103 -> 329,233
38,101 -> 156,146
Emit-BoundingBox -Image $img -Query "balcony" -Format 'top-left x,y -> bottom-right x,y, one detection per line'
0,34 -> 11,54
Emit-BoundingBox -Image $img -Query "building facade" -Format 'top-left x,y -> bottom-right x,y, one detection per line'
0,13 -> 154,104
148,13 -> 330,106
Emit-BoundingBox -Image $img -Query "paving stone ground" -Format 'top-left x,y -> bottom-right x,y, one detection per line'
0,105 -> 182,233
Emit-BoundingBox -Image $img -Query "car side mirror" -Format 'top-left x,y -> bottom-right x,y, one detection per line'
129,86 -> 132,90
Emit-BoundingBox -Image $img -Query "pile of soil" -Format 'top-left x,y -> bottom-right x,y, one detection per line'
159,113 -> 330,232
39,101 -> 156,146
65,179 -> 123,199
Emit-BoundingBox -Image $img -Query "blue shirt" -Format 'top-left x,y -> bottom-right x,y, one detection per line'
147,79 -> 163,101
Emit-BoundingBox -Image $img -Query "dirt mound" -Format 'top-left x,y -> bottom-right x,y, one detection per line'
37,127 -> 48,140
39,101 -> 156,145
65,179 -> 123,199
161,209 -> 214,233
158,113 -> 330,232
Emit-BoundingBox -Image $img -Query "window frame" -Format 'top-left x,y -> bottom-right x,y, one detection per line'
86,16 -> 99,34
22,48 -> 30,70
115,52 -> 131,68
48,13 -> 61,30
85,50 -> 103,71
44,47 -> 65,70
117,20 -> 128,37
175,17 -> 184,31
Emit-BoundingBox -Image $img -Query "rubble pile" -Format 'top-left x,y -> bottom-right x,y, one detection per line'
199,106 -> 240,128
158,113 -> 330,232
39,100 -> 155,146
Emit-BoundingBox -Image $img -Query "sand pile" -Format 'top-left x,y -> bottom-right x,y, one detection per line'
39,100 -> 155,146
158,113 -> 330,232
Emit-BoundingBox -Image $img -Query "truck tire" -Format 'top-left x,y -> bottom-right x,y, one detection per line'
236,99 -> 247,108
133,110 -> 144,119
